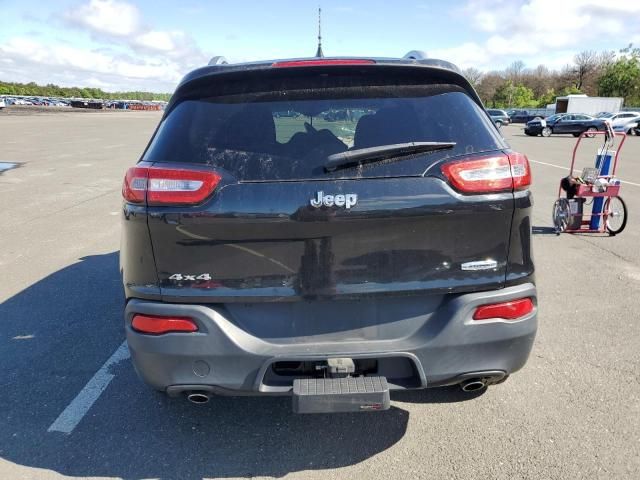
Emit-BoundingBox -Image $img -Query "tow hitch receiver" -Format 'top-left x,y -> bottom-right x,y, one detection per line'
292,376 -> 390,414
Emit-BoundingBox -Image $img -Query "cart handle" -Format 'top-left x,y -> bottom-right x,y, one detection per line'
569,130 -> 626,179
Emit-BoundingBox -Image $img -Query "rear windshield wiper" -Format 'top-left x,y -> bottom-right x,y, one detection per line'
324,142 -> 456,172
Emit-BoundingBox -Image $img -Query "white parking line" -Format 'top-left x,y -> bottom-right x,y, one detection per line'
529,159 -> 640,187
48,341 -> 129,434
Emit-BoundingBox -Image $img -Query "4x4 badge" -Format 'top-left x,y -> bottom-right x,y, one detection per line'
168,273 -> 212,281
310,191 -> 358,209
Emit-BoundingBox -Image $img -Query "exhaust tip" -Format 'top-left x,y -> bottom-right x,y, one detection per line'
460,379 -> 486,392
187,392 -> 210,404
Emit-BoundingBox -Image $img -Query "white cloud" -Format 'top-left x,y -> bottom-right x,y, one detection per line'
429,42 -> 491,68
0,0 -> 210,92
432,0 -> 640,70
65,0 -> 142,37
63,0 -> 206,60
0,36 -> 185,91
135,30 -> 178,52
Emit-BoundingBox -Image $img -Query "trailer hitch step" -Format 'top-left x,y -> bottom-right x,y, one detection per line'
292,376 -> 390,414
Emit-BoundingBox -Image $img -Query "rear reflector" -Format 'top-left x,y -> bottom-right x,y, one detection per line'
441,152 -> 531,194
122,166 -> 221,206
272,59 -> 375,68
131,314 -> 198,334
473,298 -> 534,321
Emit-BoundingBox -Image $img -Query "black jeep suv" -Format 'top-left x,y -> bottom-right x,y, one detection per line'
121,56 -> 537,413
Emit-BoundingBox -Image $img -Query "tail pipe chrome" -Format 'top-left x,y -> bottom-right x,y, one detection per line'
460,378 -> 487,392
186,391 -> 210,404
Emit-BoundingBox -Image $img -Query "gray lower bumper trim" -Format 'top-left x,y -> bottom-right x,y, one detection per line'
126,283 -> 537,393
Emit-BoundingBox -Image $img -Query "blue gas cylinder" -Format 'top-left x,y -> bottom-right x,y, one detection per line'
589,149 -> 613,230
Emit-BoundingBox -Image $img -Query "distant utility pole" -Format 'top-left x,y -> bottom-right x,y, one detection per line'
315,7 -> 324,58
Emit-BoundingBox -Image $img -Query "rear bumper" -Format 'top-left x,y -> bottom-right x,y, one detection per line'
125,283 -> 537,394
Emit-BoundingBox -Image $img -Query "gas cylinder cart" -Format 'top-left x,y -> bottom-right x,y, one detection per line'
552,123 -> 628,235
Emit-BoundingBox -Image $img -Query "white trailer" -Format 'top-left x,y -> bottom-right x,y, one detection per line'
555,95 -> 623,116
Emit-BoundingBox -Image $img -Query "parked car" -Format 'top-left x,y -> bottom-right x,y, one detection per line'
524,113 -> 566,136
607,111 -> 640,135
487,109 -> 510,127
525,113 -> 606,137
322,109 -> 350,121
121,54 -> 536,413
0,97 -> 5,110
612,119 -> 639,135
507,109 -> 545,123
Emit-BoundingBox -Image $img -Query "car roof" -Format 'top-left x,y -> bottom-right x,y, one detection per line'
168,55 -> 481,113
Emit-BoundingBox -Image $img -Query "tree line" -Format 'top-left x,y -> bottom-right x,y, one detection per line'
0,81 -> 171,102
464,45 -> 640,109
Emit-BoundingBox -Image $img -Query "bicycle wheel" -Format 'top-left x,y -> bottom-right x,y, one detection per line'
552,198 -> 571,233
605,196 -> 627,235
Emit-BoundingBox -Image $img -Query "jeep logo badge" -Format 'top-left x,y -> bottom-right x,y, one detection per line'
310,191 -> 358,209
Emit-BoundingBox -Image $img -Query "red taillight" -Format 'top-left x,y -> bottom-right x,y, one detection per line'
473,298 -> 534,321
272,59 -> 375,68
146,168 -> 221,206
508,152 -> 532,191
131,314 -> 198,334
441,152 -> 531,194
122,167 -> 148,203
122,167 -> 221,206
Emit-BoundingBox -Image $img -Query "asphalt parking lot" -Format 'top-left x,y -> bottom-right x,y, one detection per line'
1,111 -> 639,480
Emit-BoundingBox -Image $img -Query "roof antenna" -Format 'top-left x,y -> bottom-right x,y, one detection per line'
315,7 -> 324,58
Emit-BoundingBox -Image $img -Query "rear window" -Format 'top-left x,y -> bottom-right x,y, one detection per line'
143,81 -> 504,181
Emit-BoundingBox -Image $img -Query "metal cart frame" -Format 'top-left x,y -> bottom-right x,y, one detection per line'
553,130 -> 628,235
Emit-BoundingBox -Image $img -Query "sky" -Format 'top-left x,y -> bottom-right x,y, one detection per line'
1,0 -> 639,93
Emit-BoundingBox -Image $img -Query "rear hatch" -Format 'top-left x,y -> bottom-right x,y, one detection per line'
137,64 -> 518,302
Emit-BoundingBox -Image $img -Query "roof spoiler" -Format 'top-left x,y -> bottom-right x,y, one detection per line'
207,52 -> 429,66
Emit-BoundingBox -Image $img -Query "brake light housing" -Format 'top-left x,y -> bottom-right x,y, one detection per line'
122,166 -> 221,206
508,152 -> 532,191
131,314 -> 199,334
122,167 -> 148,203
473,298 -> 534,321
441,152 -> 531,194
272,59 -> 375,68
